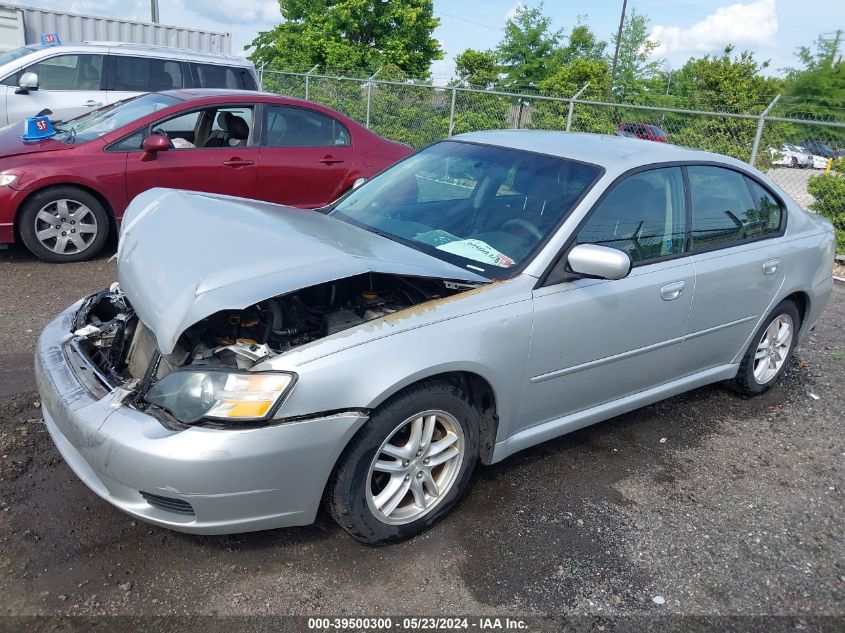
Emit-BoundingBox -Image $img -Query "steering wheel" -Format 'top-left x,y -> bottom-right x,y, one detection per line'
500,218 -> 543,241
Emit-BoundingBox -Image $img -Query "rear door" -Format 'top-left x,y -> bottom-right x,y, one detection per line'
682,165 -> 787,369
257,104 -> 355,207
4,52 -> 106,124
105,53 -> 187,105
124,104 -> 259,203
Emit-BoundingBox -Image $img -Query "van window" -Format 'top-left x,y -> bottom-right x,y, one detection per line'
191,63 -> 249,89
111,56 -> 184,91
4,54 -> 104,90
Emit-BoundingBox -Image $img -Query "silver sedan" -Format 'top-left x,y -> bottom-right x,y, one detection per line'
35,131 -> 835,544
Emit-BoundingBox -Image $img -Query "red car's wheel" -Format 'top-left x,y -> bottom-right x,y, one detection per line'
18,186 -> 110,263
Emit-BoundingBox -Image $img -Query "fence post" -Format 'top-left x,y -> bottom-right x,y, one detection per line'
304,64 -> 319,100
365,67 -> 382,129
258,62 -> 266,91
566,83 -> 590,132
448,79 -> 467,137
749,94 -> 781,166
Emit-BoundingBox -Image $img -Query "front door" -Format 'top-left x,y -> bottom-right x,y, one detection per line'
124,105 -> 259,204
258,104 -> 354,207
5,53 -> 106,125
519,166 -> 694,431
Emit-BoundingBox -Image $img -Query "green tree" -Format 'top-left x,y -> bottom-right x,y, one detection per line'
249,0 -> 442,77
670,46 -> 782,112
560,23 -> 607,64
455,49 -> 499,88
496,3 -> 563,89
609,9 -> 662,101
783,32 -> 845,131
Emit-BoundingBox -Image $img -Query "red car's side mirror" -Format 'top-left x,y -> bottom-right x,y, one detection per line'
142,134 -> 170,154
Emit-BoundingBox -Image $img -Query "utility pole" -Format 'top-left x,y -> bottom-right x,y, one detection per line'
829,29 -> 841,68
607,0 -> 628,101
150,0 -> 159,23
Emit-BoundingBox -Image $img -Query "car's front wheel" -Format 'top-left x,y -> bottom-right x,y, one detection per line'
326,379 -> 479,544
18,186 -> 110,263
732,299 -> 801,396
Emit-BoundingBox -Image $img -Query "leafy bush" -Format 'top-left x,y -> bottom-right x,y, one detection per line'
807,172 -> 845,252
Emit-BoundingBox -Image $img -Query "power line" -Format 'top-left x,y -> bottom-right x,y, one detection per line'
435,11 -> 504,32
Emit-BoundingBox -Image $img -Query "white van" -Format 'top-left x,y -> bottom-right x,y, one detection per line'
0,41 -> 258,125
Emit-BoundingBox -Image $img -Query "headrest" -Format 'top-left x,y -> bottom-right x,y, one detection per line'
227,115 -> 249,140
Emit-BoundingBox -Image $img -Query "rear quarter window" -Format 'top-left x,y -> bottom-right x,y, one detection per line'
191,63 -> 254,89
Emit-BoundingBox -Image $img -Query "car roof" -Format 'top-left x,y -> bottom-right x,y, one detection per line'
160,89 -> 317,102
15,41 -> 251,66
451,129 -> 751,174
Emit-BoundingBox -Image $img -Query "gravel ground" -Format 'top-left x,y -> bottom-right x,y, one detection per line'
0,243 -> 843,629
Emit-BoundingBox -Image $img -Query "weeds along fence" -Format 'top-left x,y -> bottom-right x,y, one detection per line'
260,68 -> 845,231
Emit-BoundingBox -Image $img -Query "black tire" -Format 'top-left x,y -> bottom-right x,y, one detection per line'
18,186 -> 110,263
326,379 -> 480,545
732,300 -> 801,396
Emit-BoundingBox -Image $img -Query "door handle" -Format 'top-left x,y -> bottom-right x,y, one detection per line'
84,100 -> 103,108
762,259 -> 780,275
223,159 -> 255,168
318,156 -> 344,165
660,280 -> 685,301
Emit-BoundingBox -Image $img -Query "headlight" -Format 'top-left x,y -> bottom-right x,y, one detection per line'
0,174 -> 18,187
144,370 -> 296,424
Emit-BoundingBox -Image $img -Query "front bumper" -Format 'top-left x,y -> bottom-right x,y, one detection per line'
34,304 -> 368,534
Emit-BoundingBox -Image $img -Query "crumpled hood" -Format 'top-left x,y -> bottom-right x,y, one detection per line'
117,188 -> 486,354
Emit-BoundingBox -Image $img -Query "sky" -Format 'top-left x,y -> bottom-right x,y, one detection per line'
17,0 -> 845,81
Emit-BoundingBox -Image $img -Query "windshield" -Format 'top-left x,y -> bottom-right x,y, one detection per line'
56,93 -> 182,144
0,46 -> 39,68
330,141 -> 601,279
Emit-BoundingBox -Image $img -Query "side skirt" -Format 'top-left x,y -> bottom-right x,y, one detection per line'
491,364 -> 739,462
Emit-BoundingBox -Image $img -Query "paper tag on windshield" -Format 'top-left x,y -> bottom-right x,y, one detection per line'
436,239 -> 515,268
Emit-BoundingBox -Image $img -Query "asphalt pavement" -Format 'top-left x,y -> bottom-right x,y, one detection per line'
0,242 -> 843,630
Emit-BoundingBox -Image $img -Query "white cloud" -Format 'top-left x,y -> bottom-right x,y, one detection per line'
649,0 -> 778,57
175,0 -> 280,25
505,2 -> 525,22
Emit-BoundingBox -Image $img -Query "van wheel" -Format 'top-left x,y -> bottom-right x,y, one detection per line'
18,187 -> 109,263
732,300 -> 801,396
326,379 -> 479,545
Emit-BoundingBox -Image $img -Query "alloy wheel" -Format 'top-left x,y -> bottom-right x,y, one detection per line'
753,314 -> 793,384
366,410 -> 465,525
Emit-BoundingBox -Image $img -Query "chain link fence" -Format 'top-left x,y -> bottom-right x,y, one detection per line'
261,68 -> 845,250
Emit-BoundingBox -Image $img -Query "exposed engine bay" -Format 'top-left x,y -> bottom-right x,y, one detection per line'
72,273 -> 473,394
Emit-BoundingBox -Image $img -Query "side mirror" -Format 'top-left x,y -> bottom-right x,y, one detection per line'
15,72 -> 38,94
352,177 -> 367,190
142,134 -> 170,154
567,243 -> 631,280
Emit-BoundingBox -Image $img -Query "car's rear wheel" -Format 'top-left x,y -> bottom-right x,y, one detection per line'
791,156 -> 798,168
18,187 -> 109,263
732,300 -> 801,396
326,379 -> 479,544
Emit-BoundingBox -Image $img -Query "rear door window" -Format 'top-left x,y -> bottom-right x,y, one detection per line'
111,55 -> 184,91
264,105 -> 350,148
688,166 -> 764,252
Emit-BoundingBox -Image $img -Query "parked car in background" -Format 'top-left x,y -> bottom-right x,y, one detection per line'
34,132 -> 834,544
0,90 -> 412,262
0,41 -> 257,125
769,143 -> 813,168
800,140 -> 835,159
617,122 -> 667,142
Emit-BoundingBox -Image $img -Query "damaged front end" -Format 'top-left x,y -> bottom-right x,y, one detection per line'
71,273 -> 474,427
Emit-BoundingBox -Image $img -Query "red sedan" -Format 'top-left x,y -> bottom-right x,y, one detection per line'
0,90 -> 412,262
